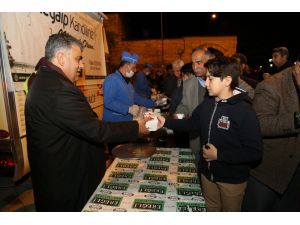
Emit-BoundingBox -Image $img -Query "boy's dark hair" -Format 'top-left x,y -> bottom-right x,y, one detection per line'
232,53 -> 247,65
272,47 -> 289,58
45,32 -> 83,61
207,47 -> 224,59
204,56 -> 241,89
180,62 -> 194,75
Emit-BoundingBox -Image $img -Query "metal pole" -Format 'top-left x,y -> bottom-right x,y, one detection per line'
160,12 -> 164,66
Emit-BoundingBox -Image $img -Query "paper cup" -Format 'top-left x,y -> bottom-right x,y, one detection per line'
176,113 -> 184,119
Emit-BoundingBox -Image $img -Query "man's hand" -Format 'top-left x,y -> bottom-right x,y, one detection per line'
156,114 -> 166,130
135,117 -> 152,135
202,143 -> 218,162
128,104 -> 139,117
263,73 -> 271,80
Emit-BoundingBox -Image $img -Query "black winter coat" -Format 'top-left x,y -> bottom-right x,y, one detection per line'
165,92 -> 263,184
25,67 -> 139,211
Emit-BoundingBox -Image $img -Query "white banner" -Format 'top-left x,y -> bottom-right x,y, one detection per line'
0,12 -> 106,78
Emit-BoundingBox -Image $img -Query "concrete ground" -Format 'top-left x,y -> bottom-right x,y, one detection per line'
0,175 -> 35,212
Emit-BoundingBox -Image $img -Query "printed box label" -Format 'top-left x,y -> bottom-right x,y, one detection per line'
177,188 -> 202,196
177,166 -> 196,173
150,157 -> 170,162
147,164 -> 169,171
178,158 -> 195,163
143,173 -> 167,181
138,184 -> 167,194
91,194 -> 123,207
155,150 -> 172,155
116,163 -> 138,169
177,176 -> 200,184
179,151 -> 193,156
177,202 -> 206,212
101,182 -> 129,191
132,199 -> 164,211
109,171 -> 134,179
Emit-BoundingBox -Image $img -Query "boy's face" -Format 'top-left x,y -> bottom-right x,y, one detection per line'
205,74 -> 231,97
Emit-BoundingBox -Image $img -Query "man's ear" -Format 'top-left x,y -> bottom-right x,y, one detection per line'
224,75 -> 232,87
56,51 -> 65,66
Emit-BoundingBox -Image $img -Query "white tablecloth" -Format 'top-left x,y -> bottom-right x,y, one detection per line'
82,147 -> 206,212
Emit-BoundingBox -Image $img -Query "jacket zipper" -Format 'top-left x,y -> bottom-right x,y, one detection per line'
207,101 -> 218,181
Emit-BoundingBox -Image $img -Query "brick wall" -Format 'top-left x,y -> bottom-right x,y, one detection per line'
104,13 -> 237,72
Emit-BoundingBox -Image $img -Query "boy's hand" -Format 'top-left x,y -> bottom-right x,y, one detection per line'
155,114 -> 166,129
135,117 -> 152,135
202,143 -> 217,162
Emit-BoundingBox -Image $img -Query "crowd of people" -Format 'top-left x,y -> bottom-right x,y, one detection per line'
24,32 -> 300,212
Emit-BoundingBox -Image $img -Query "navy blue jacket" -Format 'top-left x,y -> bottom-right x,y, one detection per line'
165,92 -> 263,184
103,70 -> 156,122
134,70 -> 152,98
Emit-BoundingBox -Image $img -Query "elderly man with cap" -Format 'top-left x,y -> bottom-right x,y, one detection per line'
134,63 -> 153,98
103,51 -> 156,122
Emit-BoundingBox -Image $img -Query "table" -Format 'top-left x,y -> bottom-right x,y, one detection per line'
82,147 -> 206,212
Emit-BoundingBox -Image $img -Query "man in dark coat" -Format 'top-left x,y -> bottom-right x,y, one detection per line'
25,33 -> 150,211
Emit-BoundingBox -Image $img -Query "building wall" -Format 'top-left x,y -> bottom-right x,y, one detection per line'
104,13 -> 237,72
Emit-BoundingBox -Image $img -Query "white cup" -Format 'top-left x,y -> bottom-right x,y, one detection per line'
154,108 -> 161,114
145,117 -> 158,131
176,113 -> 184,119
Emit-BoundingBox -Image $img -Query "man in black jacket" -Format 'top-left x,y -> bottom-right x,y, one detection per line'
25,33 -> 150,211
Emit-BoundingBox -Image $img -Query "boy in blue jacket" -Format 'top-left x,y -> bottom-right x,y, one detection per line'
156,56 -> 263,211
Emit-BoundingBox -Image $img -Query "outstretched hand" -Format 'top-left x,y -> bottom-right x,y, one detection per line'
155,114 -> 166,130
135,117 -> 152,135
129,104 -> 139,117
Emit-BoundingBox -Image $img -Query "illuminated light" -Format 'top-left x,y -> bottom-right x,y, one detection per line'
269,58 -> 272,62
270,64 -> 273,67
211,13 -> 217,20
0,156 -> 15,169
259,66 -> 262,68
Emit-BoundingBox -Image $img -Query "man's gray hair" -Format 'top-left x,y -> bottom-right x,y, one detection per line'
45,33 -> 83,61
191,45 -> 213,61
191,45 -> 208,54
172,59 -> 184,69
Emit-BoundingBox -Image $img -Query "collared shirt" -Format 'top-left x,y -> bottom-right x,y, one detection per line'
197,77 -> 206,88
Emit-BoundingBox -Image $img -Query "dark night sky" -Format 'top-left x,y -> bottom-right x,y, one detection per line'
119,12 -> 299,68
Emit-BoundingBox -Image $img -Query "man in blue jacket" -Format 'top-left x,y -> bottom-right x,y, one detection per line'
134,63 -> 153,98
103,51 -> 156,122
